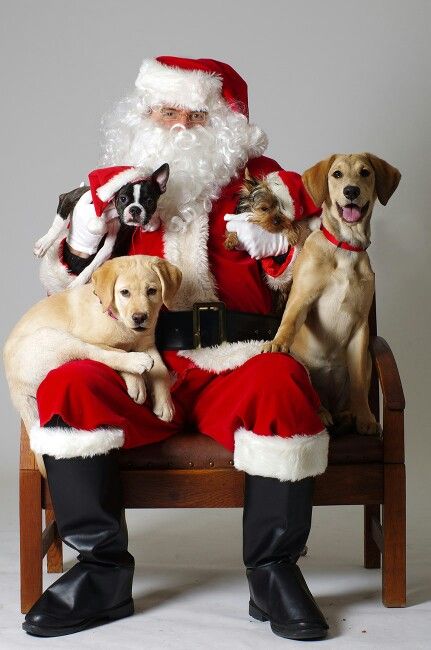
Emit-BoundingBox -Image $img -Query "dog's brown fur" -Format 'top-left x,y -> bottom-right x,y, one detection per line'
262,154 -> 401,434
225,170 -> 308,251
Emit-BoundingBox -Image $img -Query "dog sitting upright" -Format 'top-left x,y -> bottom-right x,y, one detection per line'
34,163 -> 169,293
262,154 -> 401,434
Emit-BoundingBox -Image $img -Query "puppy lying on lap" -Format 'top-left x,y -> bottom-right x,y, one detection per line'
263,153 -> 401,435
4,256 -> 182,450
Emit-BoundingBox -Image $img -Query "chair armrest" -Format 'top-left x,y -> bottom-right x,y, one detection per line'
369,336 -> 405,463
370,336 -> 405,411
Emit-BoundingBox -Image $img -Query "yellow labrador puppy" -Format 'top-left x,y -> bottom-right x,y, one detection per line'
4,255 -> 182,441
262,154 -> 400,434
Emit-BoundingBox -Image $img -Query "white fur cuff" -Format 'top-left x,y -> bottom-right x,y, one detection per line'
29,425 -> 124,459
234,428 -> 329,482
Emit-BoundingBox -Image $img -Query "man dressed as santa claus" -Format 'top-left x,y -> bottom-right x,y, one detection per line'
25,57 -> 330,641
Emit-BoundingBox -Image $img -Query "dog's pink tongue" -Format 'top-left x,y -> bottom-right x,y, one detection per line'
342,206 -> 362,222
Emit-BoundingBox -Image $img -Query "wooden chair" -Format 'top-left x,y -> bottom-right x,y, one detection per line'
19,301 -> 406,614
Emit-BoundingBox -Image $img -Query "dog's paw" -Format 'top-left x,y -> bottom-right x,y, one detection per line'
318,406 -> 333,427
33,237 -> 51,257
261,339 -> 290,354
355,412 -> 381,436
153,398 -> 175,422
121,372 -> 147,404
125,352 -> 154,375
335,410 -> 355,426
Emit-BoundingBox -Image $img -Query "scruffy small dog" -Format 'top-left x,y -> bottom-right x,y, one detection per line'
225,169 -> 309,251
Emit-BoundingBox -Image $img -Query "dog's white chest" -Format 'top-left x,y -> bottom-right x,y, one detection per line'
312,253 -> 373,350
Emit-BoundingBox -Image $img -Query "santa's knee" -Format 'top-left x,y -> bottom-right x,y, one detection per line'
243,352 -> 312,394
36,359 -> 122,414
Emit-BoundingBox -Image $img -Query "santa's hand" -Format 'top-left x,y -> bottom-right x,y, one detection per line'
224,213 -> 290,259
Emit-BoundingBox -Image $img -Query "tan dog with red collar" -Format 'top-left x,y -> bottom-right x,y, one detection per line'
262,154 -> 400,434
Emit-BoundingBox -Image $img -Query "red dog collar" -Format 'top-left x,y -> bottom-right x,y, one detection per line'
320,225 -> 365,252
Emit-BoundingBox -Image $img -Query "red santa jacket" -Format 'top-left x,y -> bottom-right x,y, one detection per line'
127,156 -> 318,377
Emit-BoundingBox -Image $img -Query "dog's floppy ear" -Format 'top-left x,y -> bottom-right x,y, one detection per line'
92,259 -> 119,312
302,155 -> 337,207
365,154 -> 401,206
151,163 -> 170,194
151,258 -> 182,309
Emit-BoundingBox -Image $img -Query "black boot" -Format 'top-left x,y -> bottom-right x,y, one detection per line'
243,474 -> 328,641
23,427 -> 134,637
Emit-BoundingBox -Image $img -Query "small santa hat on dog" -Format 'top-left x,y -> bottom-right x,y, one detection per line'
135,56 -> 250,118
88,166 -> 150,217
266,170 -> 322,221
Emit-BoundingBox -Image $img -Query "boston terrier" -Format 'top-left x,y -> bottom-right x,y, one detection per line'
34,163 -> 169,292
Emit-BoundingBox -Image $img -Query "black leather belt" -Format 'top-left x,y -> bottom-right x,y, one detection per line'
155,302 -> 281,350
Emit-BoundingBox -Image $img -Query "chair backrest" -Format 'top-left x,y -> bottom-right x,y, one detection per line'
368,294 -> 379,421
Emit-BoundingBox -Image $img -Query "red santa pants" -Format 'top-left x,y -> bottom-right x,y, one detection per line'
31,353 -> 329,481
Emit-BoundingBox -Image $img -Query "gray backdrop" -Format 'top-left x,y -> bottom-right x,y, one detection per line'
1,0 -> 430,537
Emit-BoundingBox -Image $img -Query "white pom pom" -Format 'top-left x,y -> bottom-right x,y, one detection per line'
87,216 -> 106,235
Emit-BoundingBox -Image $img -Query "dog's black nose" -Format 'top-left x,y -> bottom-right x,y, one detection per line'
129,206 -> 142,217
343,185 -> 360,201
132,312 -> 147,325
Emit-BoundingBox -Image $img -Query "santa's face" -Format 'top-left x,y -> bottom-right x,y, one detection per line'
149,105 -> 209,129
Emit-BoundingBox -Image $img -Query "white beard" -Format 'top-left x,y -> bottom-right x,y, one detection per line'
101,97 -> 267,231
100,96 -> 268,308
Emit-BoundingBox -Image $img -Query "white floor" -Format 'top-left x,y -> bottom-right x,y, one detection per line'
0,477 -> 430,650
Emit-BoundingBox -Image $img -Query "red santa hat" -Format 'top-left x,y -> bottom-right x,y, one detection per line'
266,170 -> 322,221
135,56 -> 250,119
88,165 -> 149,217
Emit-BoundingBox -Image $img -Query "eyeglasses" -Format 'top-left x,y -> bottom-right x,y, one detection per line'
152,106 -> 209,125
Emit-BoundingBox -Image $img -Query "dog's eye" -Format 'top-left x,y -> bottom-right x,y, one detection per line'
360,168 -> 370,177
260,206 -> 269,212
332,170 -> 343,179
147,287 -> 157,296
120,196 -> 128,204
120,289 -> 130,297
146,199 -> 155,209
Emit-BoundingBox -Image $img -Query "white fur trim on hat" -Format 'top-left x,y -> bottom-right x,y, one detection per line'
135,58 -> 223,111
29,424 -> 124,459
233,427 -> 329,481
266,171 -> 294,219
97,167 -> 149,202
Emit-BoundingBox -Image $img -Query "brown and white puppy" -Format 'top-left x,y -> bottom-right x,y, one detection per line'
262,154 -> 400,434
3,255 -> 182,445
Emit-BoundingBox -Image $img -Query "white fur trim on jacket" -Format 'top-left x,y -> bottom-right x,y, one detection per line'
178,340 -> 265,372
266,171 -> 294,218
97,167 -> 149,202
29,424 -> 124,459
233,428 -> 329,481
162,209 -> 219,309
263,246 -> 300,291
135,58 -> 223,111
39,235 -> 74,295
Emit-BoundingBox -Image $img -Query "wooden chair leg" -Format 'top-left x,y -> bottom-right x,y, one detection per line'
382,463 -> 406,607
45,509 -> 63,573
20,469 -> 43,614
364,504 -> 381,568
